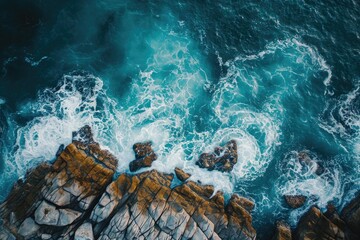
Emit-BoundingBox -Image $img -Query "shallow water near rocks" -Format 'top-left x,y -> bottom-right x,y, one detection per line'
0,0 -> 359,237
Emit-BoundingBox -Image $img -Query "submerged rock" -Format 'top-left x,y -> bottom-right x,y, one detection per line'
0,126 -> 256,240
298,151 -> 324,175
129,141 -> 157,172
284,195 -> 307,209
196,140 -> 238,172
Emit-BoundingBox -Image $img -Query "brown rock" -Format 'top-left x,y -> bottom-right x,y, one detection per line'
174,167 -> 191,182
230,194 -> 255,212
341,192 -> 360,237
129,142 -> 157,172
196,140 -> 238,172
0,126 -> 257,240
324,203 -> 346,231
0,162 -> 52,224
95,169 -> 256,239
273,221 -> 292,240
296,206 -> 345,240
284,195 -> 307,209
0,126 -> 116,238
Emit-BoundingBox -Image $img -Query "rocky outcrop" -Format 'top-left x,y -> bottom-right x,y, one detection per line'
272,221 -> 292,240
284,195 -> 307,209
196,140 -> 238,172
174,167 -> 191,182
2,126 -> 359,240
0,126 -> 117,239
129,141 -> 157,172
0,127 -> 256,240
277,194 -> 360,240
341,193 -> 360,238
295,206 -> 346,240
295,199 -> 360,240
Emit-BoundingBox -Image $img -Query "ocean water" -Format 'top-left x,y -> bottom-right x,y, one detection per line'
0,0 -> 359,237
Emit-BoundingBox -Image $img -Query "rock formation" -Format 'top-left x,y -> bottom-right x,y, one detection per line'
129,141 -> 157,172
196,140 -> 238,172
1,126 -> 360,240
295,206 -> 346,239
0,126 -> 256,240
284,195 -> 307,209
293,196 -> 360,240
272,221 -> 292,240
174,167 -> 191,182
341,193 -> 360,238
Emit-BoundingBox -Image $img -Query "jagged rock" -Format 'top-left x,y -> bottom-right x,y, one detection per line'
229,194 -> 255,212
273,221 -> 292,240
325,203 -> 346,231
0,162 -> 52,223
296,206 -> 345,240
174,167 -> 191,181
196,140 -> 238,172
75,222 -> 94,240
284,195 -> 307,209
0,126 -> 256,240
72,125 -> 94,144
129,141 -> 157,172
0,126 -> 117,238
96,170 -> 256,240
341,192 -> 360,237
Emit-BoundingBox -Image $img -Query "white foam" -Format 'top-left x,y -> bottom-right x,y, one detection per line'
275,150 -> 344,225
319,83 -> 360,156
0,98 -> 5,105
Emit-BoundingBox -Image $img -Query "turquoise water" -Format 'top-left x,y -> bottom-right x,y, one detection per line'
0,0 -> 359,236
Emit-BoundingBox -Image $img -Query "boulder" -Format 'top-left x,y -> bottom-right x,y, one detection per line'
284,195 -> 307,209
174,167 -> 191,182
129,142 -> 157,172
196,140 -> 238,172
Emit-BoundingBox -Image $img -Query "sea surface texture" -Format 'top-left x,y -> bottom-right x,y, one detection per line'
0,0 -> 359,237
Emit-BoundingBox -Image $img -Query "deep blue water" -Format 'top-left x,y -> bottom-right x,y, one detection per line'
0,0 -> 359,237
